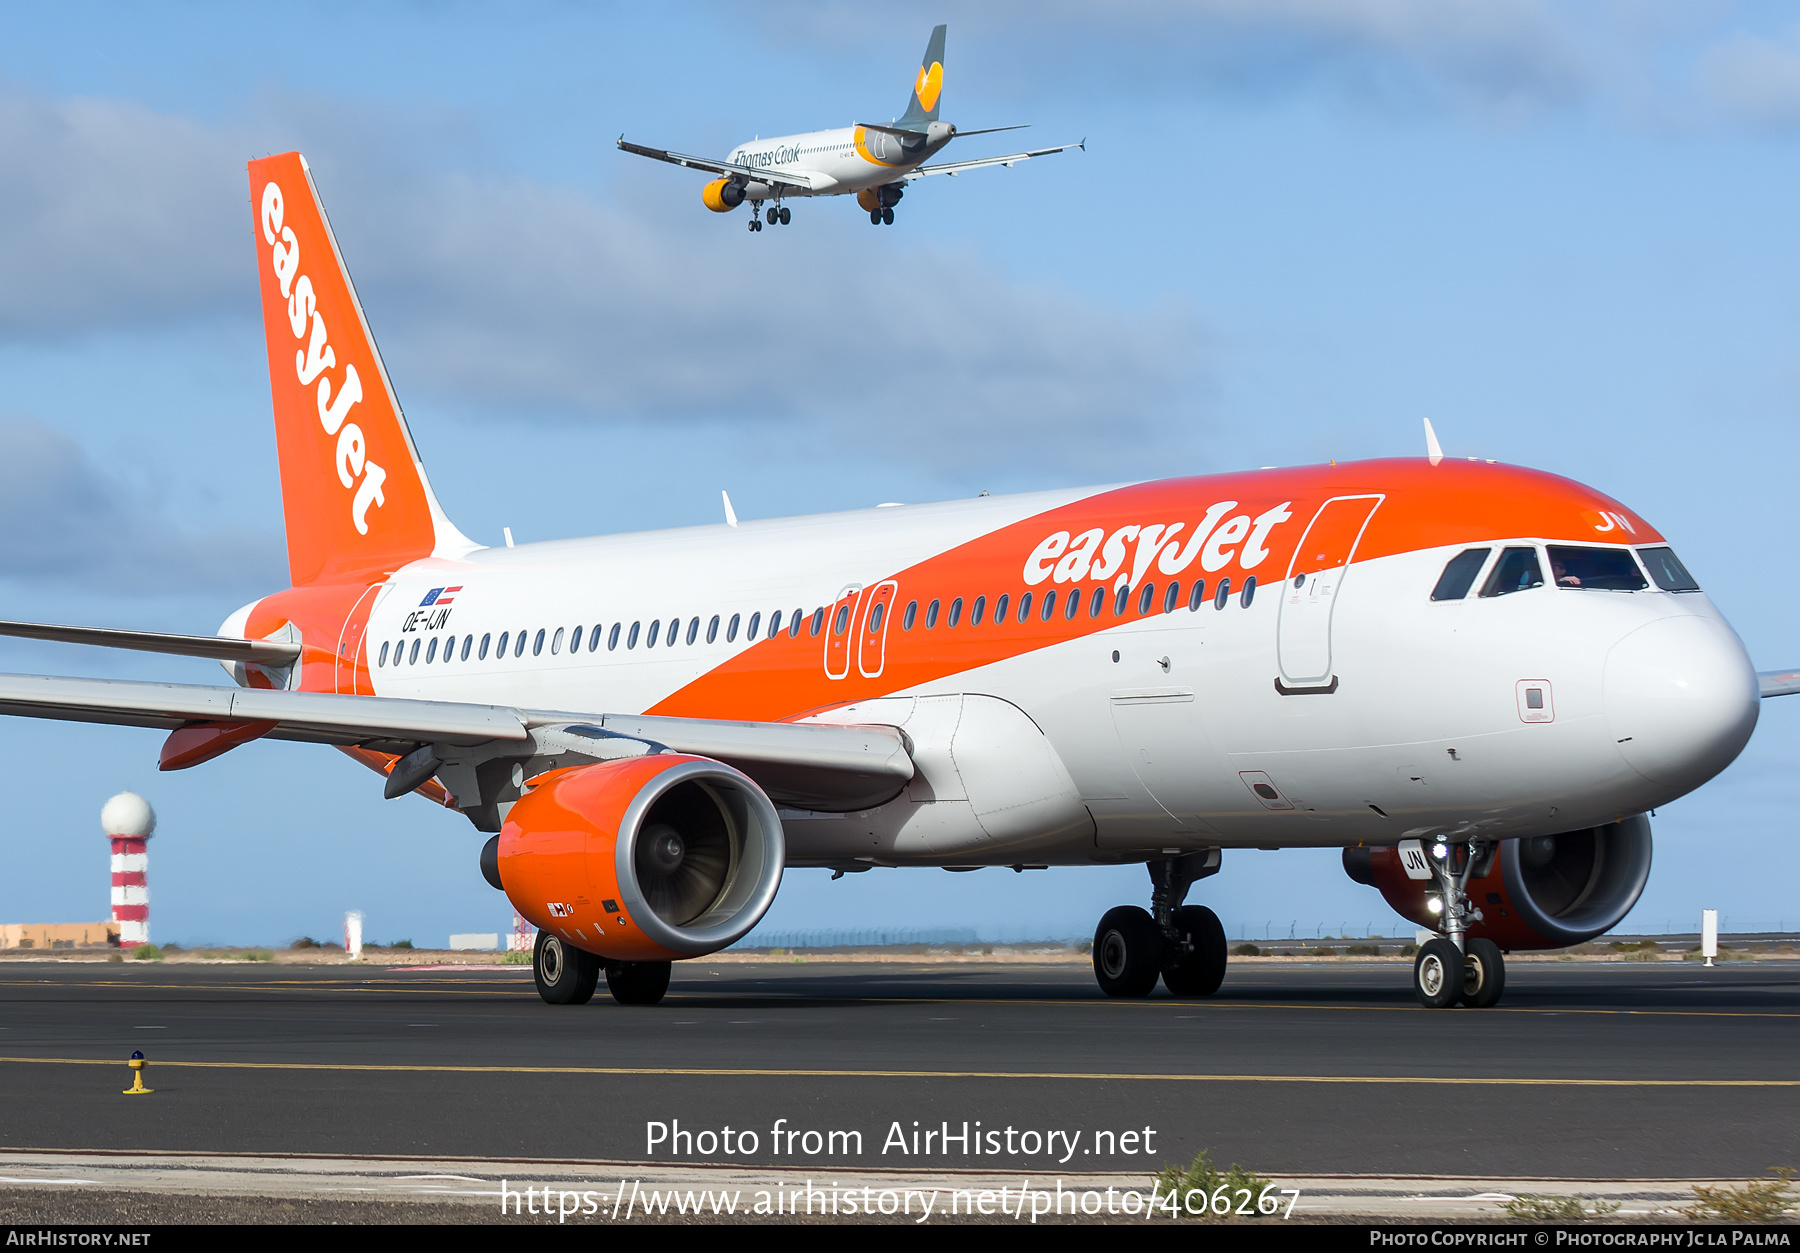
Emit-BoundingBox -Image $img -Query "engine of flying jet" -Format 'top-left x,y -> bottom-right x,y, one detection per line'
1342,817 -> 1654,950
482,753 -> 786,962
702,178 -> 746,212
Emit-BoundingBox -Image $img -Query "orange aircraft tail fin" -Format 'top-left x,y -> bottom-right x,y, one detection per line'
248,152 -> 476,588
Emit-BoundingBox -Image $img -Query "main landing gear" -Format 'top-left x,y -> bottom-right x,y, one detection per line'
748,203 -> 792,232
868,206 -> 895,226
1412,839 -> 1506,1009
533,931 -> 671,1006
1092,852 -> 1227,998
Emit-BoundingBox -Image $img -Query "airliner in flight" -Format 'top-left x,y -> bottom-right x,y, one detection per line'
617,25 -> 1081,231
0,153 -> 1790,1013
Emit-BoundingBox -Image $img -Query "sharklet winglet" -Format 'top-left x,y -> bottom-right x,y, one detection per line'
1424,418 -> 1445,466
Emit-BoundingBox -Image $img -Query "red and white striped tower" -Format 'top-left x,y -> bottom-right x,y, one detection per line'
102,792 -> 156,948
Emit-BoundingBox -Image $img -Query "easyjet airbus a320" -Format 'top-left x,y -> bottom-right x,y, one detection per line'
2,153 -> 1793,1010
617,25 -> 1081,231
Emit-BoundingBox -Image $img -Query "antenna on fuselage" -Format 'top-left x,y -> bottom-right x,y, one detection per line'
722,490 -> 739,528
1423,418 -> 1444,466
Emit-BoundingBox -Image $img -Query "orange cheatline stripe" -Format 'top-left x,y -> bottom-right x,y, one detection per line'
0,1057 -> 1796,1086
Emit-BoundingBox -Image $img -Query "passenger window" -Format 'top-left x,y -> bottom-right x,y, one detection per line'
1638,546 -> 1700,592
788,609 -> 803,638
993,593 -> 1009,624
687,618 -> 699,645
528,629 -> 541,656
1016,592 -> 1031,622
669,618 -> 681,647
591,624 -> 603,652
1113,585 -> 1129,616
1214,577 -> 1231,609
1189,580 -> 1205,611
833,605 -> 850,636
480,633 -> 491,660
570,626 -> 582,653
1089,587 -> 1105,618
1480,547 -> 1545,597
1137,582 -> 1155,615
647,621 -> 661,648
971,596 -> 986,626
868,602 -> 885,633
442,634 -> 455,660
726,614 -> 739,643
1241,575 -> 1257,608
461,636 -> 473,661
627,621 -> 641,649
378,641 -> 390,666
707,615 -> 720,644
1041,589 -> 1057,621
1164,582 -> 1180,614
948,597 -> 964,628
747,612 -> 761,639
496,631 -> 509,657
1547,545 -> 1648,592
1431,548 -> 1491,601
810,607 -> 825,636
608,623 -> 621,650
926,599 -> 940,628
426,638 -> 438,664
551,627 -> 564,655
903,600 -> 917,630
409,639 -> 420,664
768,610 -> 783,639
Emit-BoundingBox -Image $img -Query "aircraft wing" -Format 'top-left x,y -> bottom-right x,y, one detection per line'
0,671 -> 913,810
616,138 -> 817,192
907,140 -> 1084,179
1761,669 -> 1800,698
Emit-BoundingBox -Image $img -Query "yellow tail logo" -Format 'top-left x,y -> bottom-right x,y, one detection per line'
914,61 -> 943,113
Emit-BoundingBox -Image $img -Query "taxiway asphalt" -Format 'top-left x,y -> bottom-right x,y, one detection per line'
0,958 -> 1793,1180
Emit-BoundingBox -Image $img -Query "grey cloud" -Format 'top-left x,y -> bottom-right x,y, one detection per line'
0,89 -> 1201,477
0,92 -> 247,337
0,415 -> 282,594
734,0 -> 1588,118
1698,27 -> 1800,128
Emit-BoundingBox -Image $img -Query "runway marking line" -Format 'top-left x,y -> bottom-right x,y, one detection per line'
4,979 -> 1799,1021
0,1057 -> 1796,1087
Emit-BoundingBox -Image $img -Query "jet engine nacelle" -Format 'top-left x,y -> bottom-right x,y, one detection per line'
495,754 -> 785,962
702,178 -> 746,212
1343,816 -> 1653,950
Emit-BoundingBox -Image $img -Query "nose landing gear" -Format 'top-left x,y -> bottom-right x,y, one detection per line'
1412,838 -> 1506,1008
1092,851 -> 1226,998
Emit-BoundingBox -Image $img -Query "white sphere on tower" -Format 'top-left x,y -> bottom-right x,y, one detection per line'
101,792 -> 157,839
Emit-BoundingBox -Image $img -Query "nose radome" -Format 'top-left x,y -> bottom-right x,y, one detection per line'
1603,615 -> 1759,794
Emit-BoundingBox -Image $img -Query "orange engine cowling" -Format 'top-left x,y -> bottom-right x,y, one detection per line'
497,754 -> 784,962
702,178 -> 746,212
1344,816 -> 1653,950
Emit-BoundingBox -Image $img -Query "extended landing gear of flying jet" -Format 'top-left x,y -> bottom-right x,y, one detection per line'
1093,851 -> 1225,998
750,204 -> 791,231
1411,839 -> 1506,1008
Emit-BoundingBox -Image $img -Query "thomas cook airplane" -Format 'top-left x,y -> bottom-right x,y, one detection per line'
0,153 -> 1793,1012
617,25 -> 1082,231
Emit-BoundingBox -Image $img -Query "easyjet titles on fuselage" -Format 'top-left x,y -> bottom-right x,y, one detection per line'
1023,501 -> 1295,590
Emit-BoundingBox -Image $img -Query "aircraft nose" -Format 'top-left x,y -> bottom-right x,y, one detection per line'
1603,614 -> 1759,795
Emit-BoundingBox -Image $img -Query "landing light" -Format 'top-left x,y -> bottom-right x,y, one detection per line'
1426,897 -> 1444,915
1432,842 -> 1449,860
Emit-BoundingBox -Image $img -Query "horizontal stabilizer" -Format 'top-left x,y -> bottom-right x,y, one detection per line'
0,620 -> 301,666
1760,669 -> 1800,698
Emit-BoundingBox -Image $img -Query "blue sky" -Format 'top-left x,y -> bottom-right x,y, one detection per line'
0,2 -> 1795,947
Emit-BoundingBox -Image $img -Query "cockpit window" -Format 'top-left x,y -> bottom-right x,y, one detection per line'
1431,548 -> 1491,601
1480,546 -> 1544,597
1637,546 -> 1700,593
1546,545 -> 1648,592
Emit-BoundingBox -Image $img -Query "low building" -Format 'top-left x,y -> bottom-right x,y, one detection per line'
1,921 -> 121,949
